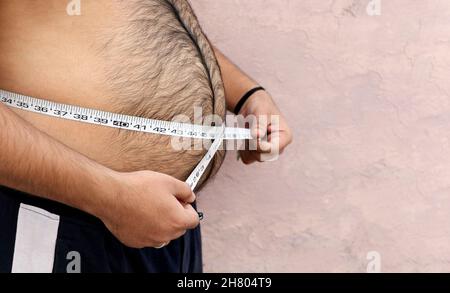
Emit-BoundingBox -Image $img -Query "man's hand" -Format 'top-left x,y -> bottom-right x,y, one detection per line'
213,47 -> 292,163
1,102 -> 199,249
99,170 -> 200,249
238,90 -> 293,164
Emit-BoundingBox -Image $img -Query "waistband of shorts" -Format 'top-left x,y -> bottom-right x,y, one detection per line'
0,186 -> 105,229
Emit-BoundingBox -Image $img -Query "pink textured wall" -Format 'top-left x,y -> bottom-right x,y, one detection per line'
192,0 -> 450,272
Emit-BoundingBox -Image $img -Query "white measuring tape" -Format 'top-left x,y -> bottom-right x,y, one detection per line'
0,89 -> 252,191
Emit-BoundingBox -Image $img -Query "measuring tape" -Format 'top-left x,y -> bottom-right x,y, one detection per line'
0,89 -> 252,191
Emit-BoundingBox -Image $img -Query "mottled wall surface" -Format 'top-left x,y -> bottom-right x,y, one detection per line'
191,0 -> 450,272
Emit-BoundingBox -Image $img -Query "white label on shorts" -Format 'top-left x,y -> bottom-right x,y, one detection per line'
12,204 -> 60,273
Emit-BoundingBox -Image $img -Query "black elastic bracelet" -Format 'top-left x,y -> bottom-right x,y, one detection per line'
233,86 -> 265,115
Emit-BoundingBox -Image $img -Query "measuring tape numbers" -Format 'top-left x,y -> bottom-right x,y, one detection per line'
0,89 -> 251,191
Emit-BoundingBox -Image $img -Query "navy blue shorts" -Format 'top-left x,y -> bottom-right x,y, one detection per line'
0,186 -> 202,273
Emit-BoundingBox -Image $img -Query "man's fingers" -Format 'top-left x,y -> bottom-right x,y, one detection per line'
182,204 -> 200,229
260,134 -> 280,162
278,130 -> 293,150
250,117 -> 269,139
249,128 -> 271,153
268,122 -> 293,150
239,150 -> 257,165
257,140 -> 272,153
239,150 -> 251,164
241,145 -> 279,164
242,118 -> 290,164
170,178 -> 196,203
265,131 -> 292,156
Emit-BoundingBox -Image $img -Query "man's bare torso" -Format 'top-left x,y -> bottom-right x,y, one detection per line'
0,0 -> 217,180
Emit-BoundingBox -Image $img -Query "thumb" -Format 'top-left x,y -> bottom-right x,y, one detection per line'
170,178 -> 196,203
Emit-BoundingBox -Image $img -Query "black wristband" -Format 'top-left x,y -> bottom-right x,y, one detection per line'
233,86 -> 265,115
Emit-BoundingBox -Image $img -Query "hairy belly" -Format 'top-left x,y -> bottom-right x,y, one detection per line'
0,0 -> 215,181
0,47 -> 206,180
0,45 -> 205,179
6,96 -> 205,180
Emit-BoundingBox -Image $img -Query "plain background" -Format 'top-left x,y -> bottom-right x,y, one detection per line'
191,0 -> 450,272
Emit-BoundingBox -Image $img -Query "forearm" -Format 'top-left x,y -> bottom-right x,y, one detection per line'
0,103 -> 114,217
214,47 -> 259,111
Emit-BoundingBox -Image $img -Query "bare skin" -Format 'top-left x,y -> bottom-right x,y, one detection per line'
0,0 -> 200,249
214,48 -> 293,163
0,1 -> 141,170
0,0 -> 292,248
